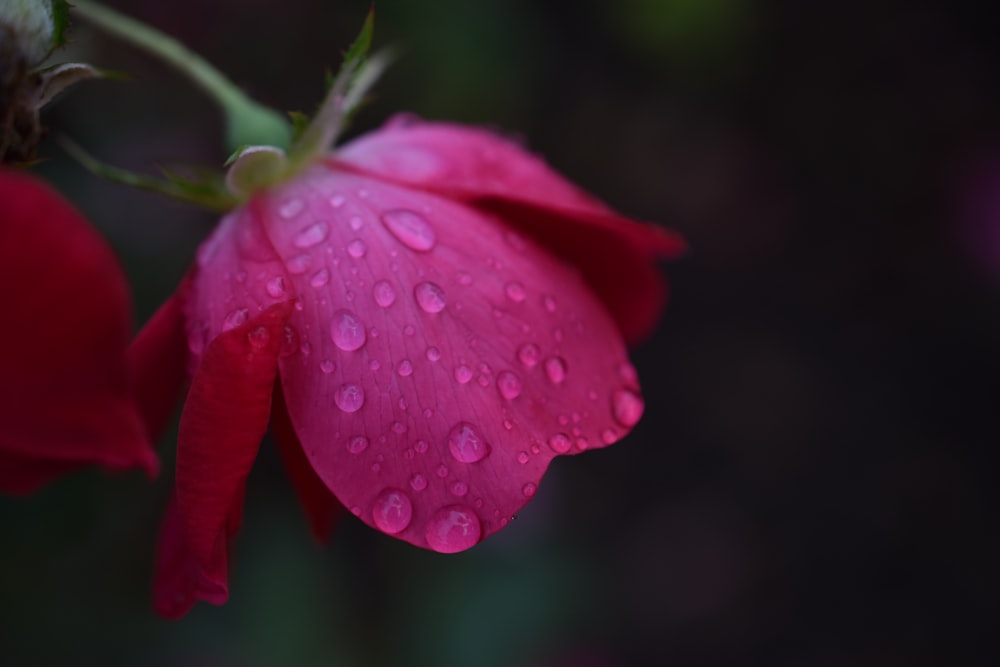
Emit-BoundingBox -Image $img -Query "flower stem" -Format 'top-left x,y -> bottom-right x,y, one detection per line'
71,0 -> 291,151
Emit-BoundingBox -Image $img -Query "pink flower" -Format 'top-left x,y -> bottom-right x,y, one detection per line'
0,169 -> 158,493
134,116 -> 683,617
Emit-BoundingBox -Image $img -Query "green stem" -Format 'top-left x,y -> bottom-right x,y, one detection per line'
71,0 -> 291,151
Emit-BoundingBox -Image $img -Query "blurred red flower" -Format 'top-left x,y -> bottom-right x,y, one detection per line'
133,116 -> 684,617
0,169 -> 158,493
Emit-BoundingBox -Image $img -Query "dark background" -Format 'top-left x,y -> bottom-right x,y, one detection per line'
3,0 -> 999,665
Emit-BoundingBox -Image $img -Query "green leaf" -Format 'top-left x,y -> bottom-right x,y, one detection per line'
342,4 -> 375,69
50,0 -> 71,49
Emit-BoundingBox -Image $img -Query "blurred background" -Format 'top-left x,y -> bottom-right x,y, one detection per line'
3,0 -> 999,664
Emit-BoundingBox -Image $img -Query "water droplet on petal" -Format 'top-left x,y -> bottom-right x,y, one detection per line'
517,451 -> 529,464
331,309 -> 366,351
397,359 -> 414,377
320,359 -> 336,374
548,433 -> 572,454
517,343 -> 540,368
437,464 -> 450,478
266,276 -> 287,298
373,280 -> 397,308
371,488 -> 413,534
425,505 -> 482,553
369,359 -> 382,371
454,365 -> 473,384
415,281 -> 446,313
504,282 -> 527,303
602,428 -> 620,444
544,356 -> 568,384
347,436 -> 369,454
287,254 -> 312,274
426,346 -> 441,362
278,198 -> 304,219
497,371 -> 522,400
522,483 -> 537,498
310,267 -> 330,288
447,422 -> 490,463
349,215 -> 363,231
334,383 -> 365,413
612,388 -> 644,427
222,308 -> 249,331
330,194 -> 345,208
347,238 -> 368,258
542,295 -> 557,313
450,481 -> 469,497
410,473 -> 427,491
293,222 -> 329,248
381,209 -> 436,251
247,326 -> 269,350
457,271 -> 473,286
414,440 -> 429,454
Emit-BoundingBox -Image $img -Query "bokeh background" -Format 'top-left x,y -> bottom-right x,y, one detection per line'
3,0 -> 999,664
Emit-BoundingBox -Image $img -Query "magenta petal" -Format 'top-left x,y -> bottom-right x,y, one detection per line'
153,494 -> 229,619
251,165 -> 643,551
175,301 -> 293,567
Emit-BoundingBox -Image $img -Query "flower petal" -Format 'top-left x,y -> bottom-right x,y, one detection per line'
255,165 -> 644,552
175,301 -> 293,567
152,494 -> 229,619
0,170 -> 157,494
334,117 -> 685,341
271,380 -> 342,542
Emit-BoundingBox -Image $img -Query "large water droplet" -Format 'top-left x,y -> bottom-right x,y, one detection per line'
497,371 -> 522,400
222,308 -> 248,331
504,282 -> 527,303
397,359 -> 414,377
544,356 -> 567,384
409,473 -> 428,491
330,309 -> 366,351
612,388 -> 644,427
548,433 -> 572,454
310,267 -> 330,288
347,238 -> 368,258
293,222 -> 329,248
372,488 -> 413,534
266,276 -> 287,298
516,343 -> 540,368
425,505 -> 482,553
334,383 -> 365,413
414,281 -> 446,313
278,197 -> 304,219
381,209 -> 436,251
347,435 -> 369,454
447,422 -> 490,463
373,280 -> 397,308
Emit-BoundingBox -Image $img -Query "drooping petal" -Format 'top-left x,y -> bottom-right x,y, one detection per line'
252,164 -> 644,552
128,275 -> 193,442
175,301 -> 293,570
152,494 -> 229,619
334,117 -> 685,341
271,381 -> 342,542
0,169 -> 157,494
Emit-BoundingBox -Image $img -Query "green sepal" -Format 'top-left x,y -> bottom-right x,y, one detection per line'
342,5 -> 375,71
50,0 -> 71,50
288,111 -> 310,143
61,137 -> 239,211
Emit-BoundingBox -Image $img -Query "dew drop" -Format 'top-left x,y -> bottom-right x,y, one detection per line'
334,383 -> 365,413
247,326 -> 269,350
372,488 -> 413,534
310,267 -> 330,288
404,324 -> 416,336
369,359 -> 381,371
392,421 -> 407,434
548,433 -> 572,454
409,473 -> 428,491
373,280 -> 397,308
602,428 -> 620,444
293,222 -> 329,248
414,440 -> 429,454
447,422 -> 490,463
612,388 -> 644,427
287,254 -> 312,274
425,506 -> 482,553
330,194 -> 345,208
450,481 -> 469,497
426,346 -> 442,362
497,371 -> 522,400
278,197 -> 304,219
544,356 -> 568,384
347,238 -> 368,258
320,359 -> 336,374
381,209 -> 437,251
522,483 -> 537,498
542,295 -> 557,313
504,282 -> 527,303
281,325 -> 300,356
222,308 -> 248,331
517,451 -> 529,464
457,271 -> 473,286
517,343 -> 540,368
349,215 -> 363,231
347,436 -> 369,454
397,359 -> 414,377
414,281 -> 446,313
437,464 -> 450,478
454,365 -> 473,384
266,276 -> 287,298
330,309 -> 366,351
423,408 -> 434,419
